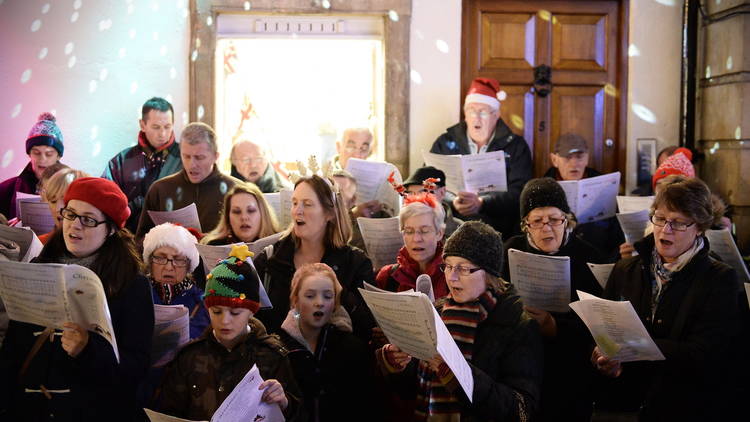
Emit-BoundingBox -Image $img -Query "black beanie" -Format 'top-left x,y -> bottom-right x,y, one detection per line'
443,221 -> 503,277
519,177 -> 571,219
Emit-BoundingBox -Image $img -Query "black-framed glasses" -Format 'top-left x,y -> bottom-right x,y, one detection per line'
525,216 -> 566,229
151,255 -> 190,268
650,215 -> 695,232
439,263 -> 482,276
59,208 -> 108,228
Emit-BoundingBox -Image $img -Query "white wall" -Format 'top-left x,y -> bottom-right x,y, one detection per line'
0,0 -> 189,181
408,0 -> 683,191
408,0 -> 463,173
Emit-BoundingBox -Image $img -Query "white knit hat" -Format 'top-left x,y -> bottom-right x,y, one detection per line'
142,223 -> 200,272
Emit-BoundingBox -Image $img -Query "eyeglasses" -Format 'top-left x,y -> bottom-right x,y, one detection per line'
60,208 -> 108,228
151,255 -> 190,267
465,110 -> 495,119
439,263 -> 482,276
401,227 -> 435,237
650,215 -> 695,232
235,156 -> 265,165
344,145 -> 370,154
525,216 -> 566,229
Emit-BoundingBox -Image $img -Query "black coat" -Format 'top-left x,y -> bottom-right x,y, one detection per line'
503,234 -> 604,421
597,234 -> 740,421
385,289 -> 544,421
278,316 -> 379,422
430,119 -> 532,239
0,273 -> 154,421
0,162 -> 38,220
253,235 -> 376,341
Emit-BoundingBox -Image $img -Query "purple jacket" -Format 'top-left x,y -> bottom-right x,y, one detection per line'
0,163 -> 38,220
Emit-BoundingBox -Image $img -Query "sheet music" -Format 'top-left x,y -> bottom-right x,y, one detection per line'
18,199 -> 55,235
247,232 -> 284,257
15,192 -> 40,218
0,261 -> 120,361
356,217 -> 404,270
705,229 -> 750,284
148,203 -> 201,231
152,304 -> 190,367
423,151 -> 507,194
587,262 -> 615,289
745,284 -> 750,310
570,290 -> 665,362
346,158 -> 402,216
558,172 -> 620,223
507,249 -> 571,313
262,192 -> 282,225
145,409 -> 206,422
616,195 -> 654,214
194,243 -> 273,309
616,209 -> 650,244
274,189 -> 293,228
430,306 -> 474,402
0,224 -> 43,261
211,364 -> 285,422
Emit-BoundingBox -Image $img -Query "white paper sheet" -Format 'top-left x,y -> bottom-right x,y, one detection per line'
248,232 -> 284,257
356,217 -> 404,270
0,261 -> 119,361
145,409 -> 207,422
359,288 -> 473,401
18,199 -> 55,236
587,262 -> 615,289
616,209 -> 651,244
0,224 -> 43,262
194,243 -> 273,309
264,191 -> 293,228
507,249 -> 571,313
345,158 -> 402,216
422,150 -> 507,194
705,229 -> 750,284
152,304 -> 190,367
148,203 -> 201,231
211,364 -> 285,422
745,283 -> 750,310
616,195 -> 654,214
558,172 -> 620,223
570,290 -> 665,362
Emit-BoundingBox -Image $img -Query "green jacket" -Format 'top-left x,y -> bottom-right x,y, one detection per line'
157,317 -> 302,421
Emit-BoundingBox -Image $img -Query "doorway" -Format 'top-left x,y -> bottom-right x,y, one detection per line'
462,0 -> 629,177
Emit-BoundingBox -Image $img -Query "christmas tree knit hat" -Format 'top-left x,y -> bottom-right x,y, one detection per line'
203,244 -> 261,313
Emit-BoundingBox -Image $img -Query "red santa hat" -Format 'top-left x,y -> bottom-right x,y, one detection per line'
652,147 -> 695,188
464,77 -> 506,111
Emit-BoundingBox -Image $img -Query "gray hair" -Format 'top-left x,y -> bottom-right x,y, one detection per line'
181,122 -> 218,154
399,201 -> 446,233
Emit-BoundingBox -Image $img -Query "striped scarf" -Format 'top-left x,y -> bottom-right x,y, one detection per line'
414,289 -> 499,420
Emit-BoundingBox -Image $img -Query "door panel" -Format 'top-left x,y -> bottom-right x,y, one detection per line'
462,0 -> 627,178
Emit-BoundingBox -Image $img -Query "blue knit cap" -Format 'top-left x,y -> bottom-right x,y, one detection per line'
26,112 -> 64,156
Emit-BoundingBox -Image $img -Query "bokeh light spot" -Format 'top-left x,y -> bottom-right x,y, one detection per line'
206,16 -> 213,26
628,44 -> 640,57
388,10 -> 399,22
89,80 -> 97,93
705,66 -> 711,78
410,69 -> 423,85
38,47 -> 48,60
91,125 -> 98,140
31,19 -> 41,32
98,19 -> 112,31
632,103 -> 657,124
511,114 -> 524,130
99,68 -> 108,81
244,1 -> 251,11
11,104 -> 22,119
2,150 -> 13,168
191,49 -> 198,62
735,126 -> 741,140
70,12 -> 79,23
219,182 -> 228,195
65,42 -> 74,55
538,10 -> 551,21
67,56 -> 76,68
436,39 -> 449,54
604,83 -> 617,97
165,198 -> 174,212
197,105 -> 205,120
92,142 -> 101,157
654,0 -> 675,5
726,56 -> 733,70
21,69 -> 32,84
182,111 -> 188,125
170,67 -> 177,79
74,0 -> 82,10
41,3 -> 50,14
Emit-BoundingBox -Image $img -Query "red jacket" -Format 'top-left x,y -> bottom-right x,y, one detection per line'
375,242 -> 449,299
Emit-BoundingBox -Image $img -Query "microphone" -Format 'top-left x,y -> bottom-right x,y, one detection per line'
416,274 -> 435,303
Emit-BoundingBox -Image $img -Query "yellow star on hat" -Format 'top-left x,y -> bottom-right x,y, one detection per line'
228,244 -> 254,261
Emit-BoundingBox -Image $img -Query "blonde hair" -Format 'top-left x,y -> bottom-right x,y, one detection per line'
285,175 -> 352,249
289,263 -> 343,310
42,168 -> 89,202
201,182 -> 279,244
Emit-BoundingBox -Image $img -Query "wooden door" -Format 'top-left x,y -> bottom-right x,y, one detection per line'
462,0 -> 628,178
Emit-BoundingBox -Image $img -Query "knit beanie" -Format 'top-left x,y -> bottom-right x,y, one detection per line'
26,112 -> 64,156
142,223 -> 200,272
652,147 -> 694,188
519,177 -> 571,219
64,177 -> 130,229
203,244 -> 261,313
443,221 -> 503,277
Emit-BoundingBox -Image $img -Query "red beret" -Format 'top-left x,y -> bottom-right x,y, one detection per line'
64,177 -> 131,229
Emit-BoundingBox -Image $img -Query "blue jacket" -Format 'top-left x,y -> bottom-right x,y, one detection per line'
150,283 -> 209,340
